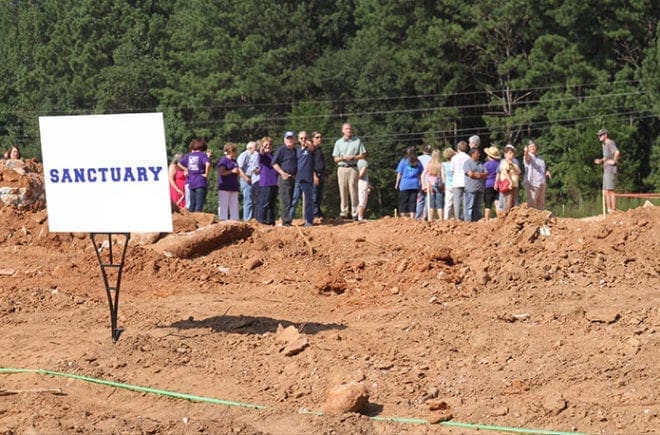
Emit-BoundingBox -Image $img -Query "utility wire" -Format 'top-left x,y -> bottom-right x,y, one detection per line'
0,79 -> 642,117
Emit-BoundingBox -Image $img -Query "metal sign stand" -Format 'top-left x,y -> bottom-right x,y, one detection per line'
90,233 -> 131,343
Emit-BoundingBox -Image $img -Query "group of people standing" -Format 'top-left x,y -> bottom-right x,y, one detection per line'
169,125 -> 619,224
396,127 -> 620,220
168,123 -> 371,226
396,134 -> 553,221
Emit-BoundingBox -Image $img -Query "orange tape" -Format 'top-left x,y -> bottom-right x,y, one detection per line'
612,192 -> 660,199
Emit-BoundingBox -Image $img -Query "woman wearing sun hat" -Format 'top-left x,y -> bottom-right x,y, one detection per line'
483,146 -> 501,220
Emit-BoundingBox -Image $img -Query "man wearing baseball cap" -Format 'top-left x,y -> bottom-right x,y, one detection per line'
594,128 -> 620,213
272,131 -> 298,225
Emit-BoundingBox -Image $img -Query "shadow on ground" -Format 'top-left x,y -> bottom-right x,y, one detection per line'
169,314 -> 346,335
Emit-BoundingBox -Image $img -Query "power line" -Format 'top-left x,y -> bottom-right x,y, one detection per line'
0,80 -> 642,117
165,90 -> 648,127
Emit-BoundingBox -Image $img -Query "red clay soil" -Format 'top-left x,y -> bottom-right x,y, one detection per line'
0,186 -> 658,433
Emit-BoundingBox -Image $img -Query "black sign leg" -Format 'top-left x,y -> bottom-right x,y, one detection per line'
90,233 -> 130,343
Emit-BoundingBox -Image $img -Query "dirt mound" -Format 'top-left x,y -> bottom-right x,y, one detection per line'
0,199 -> 658,434
0,159 -> 46,211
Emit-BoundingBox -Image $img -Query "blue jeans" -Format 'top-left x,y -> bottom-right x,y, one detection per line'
464,190 -> 484,222
290,180 -> 315,225
415,190 -> 427,220
189,187 -> 207,212
257,185 -> 278,225
429,184 -> 444,210
240,179 -> 254,221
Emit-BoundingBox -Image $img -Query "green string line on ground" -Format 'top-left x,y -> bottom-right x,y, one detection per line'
0,367 -> 586,435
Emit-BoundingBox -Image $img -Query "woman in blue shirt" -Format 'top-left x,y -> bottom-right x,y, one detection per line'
395,147 -> 424,218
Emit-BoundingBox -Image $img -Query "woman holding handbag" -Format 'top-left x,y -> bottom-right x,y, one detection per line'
495,145 -> 521,214
421,149 -> 444,221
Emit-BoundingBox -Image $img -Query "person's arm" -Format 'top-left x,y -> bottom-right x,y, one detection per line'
219,164 -> 239,177
608,149 -> 620,166
238,167 -> 250,182
332,142 -> 344,163
203,161 -> 210,178
395,172 -> 401,190
272,163 -> 291,179
523,146 -> 531,164
168,164 -> 182,194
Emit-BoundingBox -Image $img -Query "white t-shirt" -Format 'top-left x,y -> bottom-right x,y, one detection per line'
418,153 -> 431,187
450,151 -> 470,188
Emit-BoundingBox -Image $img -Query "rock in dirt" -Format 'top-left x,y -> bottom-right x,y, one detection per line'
321,381 -> 369,414
275,324 -> 309,356
244,256 -> 263,271
0,268 -> 16,276
585,308 -> 620,324
492,406 -> 509,416
150,222 -> 253,258
313,270 -> 347,294
426,400 -> 453,423
542,395 -> 567,416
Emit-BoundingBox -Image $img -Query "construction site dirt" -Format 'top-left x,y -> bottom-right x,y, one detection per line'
0,167 -> 658,433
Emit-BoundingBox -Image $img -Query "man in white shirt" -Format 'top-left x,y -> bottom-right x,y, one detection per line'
450,140 -> 470,220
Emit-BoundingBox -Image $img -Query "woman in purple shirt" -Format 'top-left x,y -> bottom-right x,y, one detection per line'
217,143 -> 240,221
256,137 -> 278,225
178,138 -> 211,212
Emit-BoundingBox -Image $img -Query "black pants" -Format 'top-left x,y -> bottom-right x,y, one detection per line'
278,177 -> 295,225
399,189 -> 418,214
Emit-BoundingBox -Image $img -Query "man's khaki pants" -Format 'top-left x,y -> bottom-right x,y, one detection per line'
525,183 -> 546,210
337,166 -> 359,218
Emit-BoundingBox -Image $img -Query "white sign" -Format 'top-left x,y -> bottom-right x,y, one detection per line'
39,113 -> 173,233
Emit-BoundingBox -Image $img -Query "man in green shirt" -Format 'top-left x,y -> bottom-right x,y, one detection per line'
332,123 -> 367,220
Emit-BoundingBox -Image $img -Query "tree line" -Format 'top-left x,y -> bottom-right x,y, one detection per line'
1,0 -> 658,217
